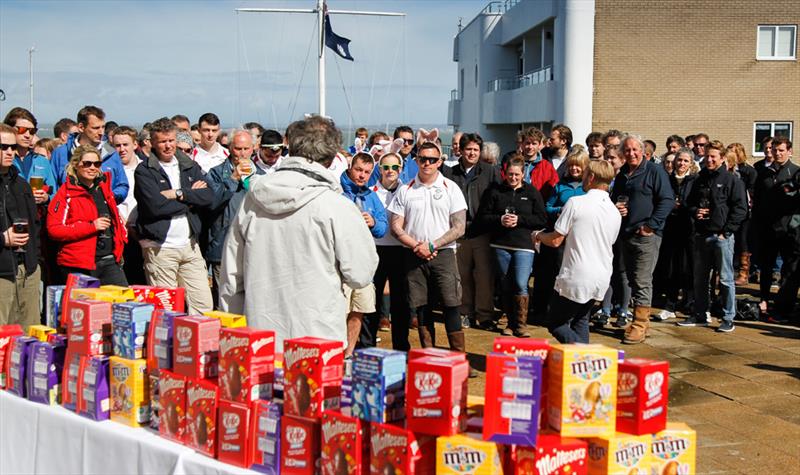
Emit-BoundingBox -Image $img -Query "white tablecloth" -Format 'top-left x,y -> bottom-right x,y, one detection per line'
0,390 -> 259,475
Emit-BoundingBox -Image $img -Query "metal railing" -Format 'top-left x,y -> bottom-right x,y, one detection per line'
450,89 -> 460,101
481,0 -> 521,15
487,65 -> 553,92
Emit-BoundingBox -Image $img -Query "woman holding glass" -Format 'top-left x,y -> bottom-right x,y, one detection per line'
476,155 -> 547,337
47,145 -> 128,285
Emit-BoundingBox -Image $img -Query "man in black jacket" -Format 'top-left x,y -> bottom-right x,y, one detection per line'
752,137 -> 799,321
679,141 -> 747,332
0,124 -> 40,328
443,132 -> 500,330
134,118 -> 215,313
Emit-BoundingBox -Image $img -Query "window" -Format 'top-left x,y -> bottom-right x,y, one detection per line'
753,121 -> 793,155
757,25 -> 796,60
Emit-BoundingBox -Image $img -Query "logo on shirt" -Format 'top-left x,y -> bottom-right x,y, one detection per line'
433,188 -> 444,200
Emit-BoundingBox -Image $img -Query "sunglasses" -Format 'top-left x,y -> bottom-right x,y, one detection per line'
16,126 -> 38,135
380,164 -> 401,171
417,156 -> 440,165
694,143 -> 708,147
80,160 -> 102,168
261,144 -> 284,153
403,139 -> 414,145
178,147 -> 193,154
0,143 -> 16,151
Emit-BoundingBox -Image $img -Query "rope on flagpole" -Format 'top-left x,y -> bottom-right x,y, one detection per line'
333,53 -> 355,127
290,14 -> 319,121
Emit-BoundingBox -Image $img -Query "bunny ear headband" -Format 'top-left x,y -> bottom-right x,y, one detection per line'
416,128 -> 442,154
365,138 -> 405,158
353,137 -> 366,154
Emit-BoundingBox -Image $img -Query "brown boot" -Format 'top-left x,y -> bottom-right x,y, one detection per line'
448,331 -> 478,378
623,306 -> 650,344
418,324 -> 435,348
513,295 -> 531,338
735,252 -> 751,286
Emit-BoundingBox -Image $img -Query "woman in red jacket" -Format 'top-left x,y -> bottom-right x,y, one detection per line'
47,145 -> 127,285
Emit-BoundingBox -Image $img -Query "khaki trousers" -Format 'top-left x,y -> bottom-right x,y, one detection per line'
0,264 -> 41,330
456,234 -> 495,323
142,243 -> 213,314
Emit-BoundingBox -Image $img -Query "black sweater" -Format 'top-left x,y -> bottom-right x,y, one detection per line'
0,167 -> 39,280
687,166 -> 748,236
475,182 -> 547,251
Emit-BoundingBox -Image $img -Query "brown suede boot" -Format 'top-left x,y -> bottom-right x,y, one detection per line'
623,306 -> 650,344
513,295 -> 531,338
735,252 -> 751,286
448,331 -> 478,378
418,324 -> 435,348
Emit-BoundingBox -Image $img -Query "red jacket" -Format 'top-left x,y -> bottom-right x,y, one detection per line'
529,159 -> 559,201
47,172 -> 127,270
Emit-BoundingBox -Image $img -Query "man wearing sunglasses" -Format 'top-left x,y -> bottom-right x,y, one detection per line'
3,107 -> 57,203
51,105 -> 129,204
256,130 -> 285,175
692,133 -> 710,166
394,125 -> 418,183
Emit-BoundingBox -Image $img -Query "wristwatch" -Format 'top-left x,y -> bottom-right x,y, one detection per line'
175,189 -> 184,201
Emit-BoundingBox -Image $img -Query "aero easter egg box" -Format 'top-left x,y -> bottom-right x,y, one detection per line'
186,377 -> 219,457
547,344 -> 617,438
406,356 -> 469,436
109,357 -> 150,427
436,434 -> 503,475
0,324 -> 24,389
77,356 -> 110,421
281,415 -> 320,475
650,423 -> 696,475
146,310 -> 185,372
6,336 -> 38,397
321,410 -> 363,475
283,337 -> 344,417
482,352 -> 542,446
616,358 -> 668,435
46,285 -> 66,330
67,299 -> 113,356
172,316 -> 220,380
130,285 -> 185,312
511,433 -> 588,475
112,302 -> 154,360
219,327 -> 275,403
587,433 -> 651,475
251,400 -> 283,475
158,369 -> 187,442
218,400 -> 253,468
27,339 -> 67,405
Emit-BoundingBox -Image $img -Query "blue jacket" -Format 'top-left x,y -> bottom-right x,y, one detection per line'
340,171 -> 388,238
546,179 -> 586,218
14,150 -> 58,198
611,159 -> 675,236
205,160 -> 265,263
51,133 -> 129,204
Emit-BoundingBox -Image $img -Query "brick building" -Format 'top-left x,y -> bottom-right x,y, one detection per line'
448,0 -> 799,157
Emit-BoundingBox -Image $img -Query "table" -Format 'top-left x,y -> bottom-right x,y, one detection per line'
0,390 -> 259,475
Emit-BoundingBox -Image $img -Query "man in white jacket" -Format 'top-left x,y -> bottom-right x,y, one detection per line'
219,115 -> 379,349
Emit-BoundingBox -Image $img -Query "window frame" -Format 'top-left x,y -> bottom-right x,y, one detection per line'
756,25 -> 797,61
753,121 -> 793,156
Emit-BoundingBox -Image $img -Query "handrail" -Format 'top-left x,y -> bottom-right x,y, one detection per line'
480,0 -> 520,15
486,65 -> 553,92
450,89 -> 460,101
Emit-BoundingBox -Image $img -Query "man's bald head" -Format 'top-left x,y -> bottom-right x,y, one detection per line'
230,129 -> 254,162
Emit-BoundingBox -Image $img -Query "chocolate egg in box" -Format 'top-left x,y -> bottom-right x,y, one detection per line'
352,348 -> 406,423
109,356 -> 150,426
158,369 -> 187,443
320,410 -> 364,475
112,302 -> 154,360
27,337 -> 67,405
218,327 -> 275,403
283,337 -> 344,418
46,285 -> 66,330
185,377 -> 219,457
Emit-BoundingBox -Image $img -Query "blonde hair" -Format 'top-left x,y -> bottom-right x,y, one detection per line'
66,145 -> 102,180
566,144 -> 589,170
585,159 -> 615,187
725,142 -> 747,166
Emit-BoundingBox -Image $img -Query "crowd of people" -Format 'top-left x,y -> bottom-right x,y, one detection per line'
1,105 -> 798,377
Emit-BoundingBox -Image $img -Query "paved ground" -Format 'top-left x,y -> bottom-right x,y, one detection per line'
378,307 -> 800,474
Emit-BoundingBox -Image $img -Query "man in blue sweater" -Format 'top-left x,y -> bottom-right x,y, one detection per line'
611,134 -> 674,344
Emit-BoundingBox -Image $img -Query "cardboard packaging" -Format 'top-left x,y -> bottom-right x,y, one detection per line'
341,358 -> 353,417
112,302 -> 154,360
510,433 -> 588,475
6,336 -> 38,397
27,339 -> 67,405
146,310 -> 185,372
281,414 -> 321,475
587,433 -> 651,474
172,316 -> 220,380
548,344 -> 617,438
109,357 -> 150,426
77,356 -> 110,421
218,399 -> 253,468
493,338 -> 550,429
99,284 -> 135,301
406,356 -> 469,436
482,352 -> 543,446
67,300 -> 113,356
61,273 -> 101,323
130,285 -> 186,312
283,337 -> 344,417
149,369 -> 161,430
352,348 -> 406,423
62,351 -> 84,411
407,347 -> 466,362
219,327 -> 275,403
321,410 -> 363,475
0,324 -> 24,389
46,285 -> 66,330
186,377 -> 219,457
369,422 -> 423,475
650,423 -> 696,475
27,324 -> 56,342
203,310 -> 247,328
616,359 -> 668,435
251,401 -> 283,475
436,434 -> 503,475
158,369 -> 188,443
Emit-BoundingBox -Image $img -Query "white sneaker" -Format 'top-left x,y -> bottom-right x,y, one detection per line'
705,312 -> 712,323
655,309 -> 676,321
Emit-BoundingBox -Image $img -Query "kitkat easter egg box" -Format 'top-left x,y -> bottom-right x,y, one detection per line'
587,433 -> 651,474
218,399 -> 253,468
109,356 -> 150,427
0,324 -> 24,389
283,337 -> 344,417
369,422 -> 422,475
547,345 -> 617,438
158,369 -> 187,443
616,359 -> 668,435
406,356 -> 469,436
482,352 -> 542,446
172,316 -> 220,380
185,377 -> 219,457
650,423 -> 696,475
321,410 -> 363,475
281,414 -> 321,475
436,434 -> 503,475
219,327 -> 275,403
510,433 -> 588,475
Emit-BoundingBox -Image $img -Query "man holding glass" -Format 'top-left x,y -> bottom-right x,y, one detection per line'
610,134 -> 674,344
0,123 -> 41,328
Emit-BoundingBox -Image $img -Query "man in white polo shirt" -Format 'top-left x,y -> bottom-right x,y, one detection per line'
192,112 -> 229,173
388,141 -> 474,375
533,160 -> 620,343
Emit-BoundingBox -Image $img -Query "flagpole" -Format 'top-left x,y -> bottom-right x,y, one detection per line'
318,0 -> 326,117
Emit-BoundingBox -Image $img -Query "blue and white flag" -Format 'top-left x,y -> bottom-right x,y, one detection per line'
324,13 -> 354,61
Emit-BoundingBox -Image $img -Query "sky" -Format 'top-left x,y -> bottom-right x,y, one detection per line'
0,0 -> 487,130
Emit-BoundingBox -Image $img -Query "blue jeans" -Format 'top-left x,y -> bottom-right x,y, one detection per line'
493,248 -> 535,297
547,294 -> 593,343
693,234 -> 736,323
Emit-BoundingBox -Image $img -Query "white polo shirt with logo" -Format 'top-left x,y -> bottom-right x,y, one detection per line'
192,143 -> 229,174
387,172 -> 467,250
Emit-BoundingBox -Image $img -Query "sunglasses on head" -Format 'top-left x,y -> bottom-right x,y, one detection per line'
380,164 -> 400,171
261,144 -> 284,153
16,126 -> 37,135
0,143 -> 16,151
80,160 -> 102,168
417,156 -> 440,165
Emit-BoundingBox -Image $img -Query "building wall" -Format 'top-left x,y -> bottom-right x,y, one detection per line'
592,0 -> 800,156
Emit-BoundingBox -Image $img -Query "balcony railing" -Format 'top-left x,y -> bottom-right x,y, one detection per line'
487,66 -> 553,92
481,0 -> 521,15
450,89 -> 460,101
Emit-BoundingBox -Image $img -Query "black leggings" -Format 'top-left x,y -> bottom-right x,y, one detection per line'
61,257 -> 128,287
